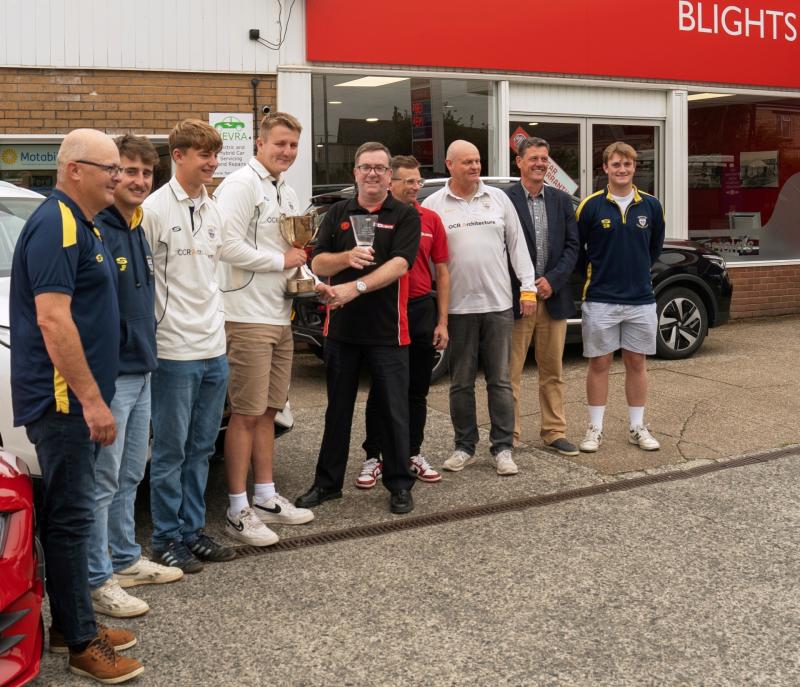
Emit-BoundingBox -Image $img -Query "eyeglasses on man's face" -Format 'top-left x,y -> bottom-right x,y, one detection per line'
74,160 -> 124,177
355,164 -> 390,175
392,177 -> 425,188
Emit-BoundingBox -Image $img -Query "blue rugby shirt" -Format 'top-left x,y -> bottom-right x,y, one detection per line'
10,189 -> 120,426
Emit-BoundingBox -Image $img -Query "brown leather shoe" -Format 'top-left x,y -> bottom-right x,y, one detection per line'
69,637 -> 144,684
50,624 -> 137,654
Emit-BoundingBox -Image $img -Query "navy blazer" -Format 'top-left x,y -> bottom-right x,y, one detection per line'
505,182 -> 580,320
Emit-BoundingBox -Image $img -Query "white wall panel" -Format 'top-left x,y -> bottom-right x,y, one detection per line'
1,0 -> 303,73
510,82 -> 667,119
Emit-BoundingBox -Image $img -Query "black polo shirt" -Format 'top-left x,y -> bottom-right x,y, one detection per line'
313,194 -> 420,346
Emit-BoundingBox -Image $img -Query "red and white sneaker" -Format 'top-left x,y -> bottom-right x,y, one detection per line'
409,454 -> 442,482
356,458 -> 382,489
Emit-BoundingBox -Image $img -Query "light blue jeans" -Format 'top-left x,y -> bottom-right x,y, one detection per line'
149,355 -> 228,550
88,373 -> 151,590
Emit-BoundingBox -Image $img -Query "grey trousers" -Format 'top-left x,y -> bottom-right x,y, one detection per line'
448,309 -> 515,456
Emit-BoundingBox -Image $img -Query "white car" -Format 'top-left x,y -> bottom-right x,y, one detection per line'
0,181 -> 293,477
0,181 -> 45,475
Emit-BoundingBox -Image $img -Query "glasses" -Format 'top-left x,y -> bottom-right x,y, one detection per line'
391,178 -> 425,188
74,160 -> 124,177
355,164 -> 390,175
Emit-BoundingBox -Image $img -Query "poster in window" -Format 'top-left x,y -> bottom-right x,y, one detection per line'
739,151 -> 779,188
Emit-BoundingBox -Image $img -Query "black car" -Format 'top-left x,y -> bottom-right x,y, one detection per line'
293,178 -> 733,381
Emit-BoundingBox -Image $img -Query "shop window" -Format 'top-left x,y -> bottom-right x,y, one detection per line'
312,74 -> 494,192
0,141 -> 172,196
688,95 -> 800,261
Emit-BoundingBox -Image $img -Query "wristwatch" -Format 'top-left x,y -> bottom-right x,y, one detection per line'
355,280 -> 368,293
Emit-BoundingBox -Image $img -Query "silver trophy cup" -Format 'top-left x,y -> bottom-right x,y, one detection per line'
278,212 -> 320,298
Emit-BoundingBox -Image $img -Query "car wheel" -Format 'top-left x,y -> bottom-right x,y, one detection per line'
430,345 -> 450,383
656,287 -> 708,359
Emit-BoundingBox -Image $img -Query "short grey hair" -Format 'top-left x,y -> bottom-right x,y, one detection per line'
517,136 -> 551,158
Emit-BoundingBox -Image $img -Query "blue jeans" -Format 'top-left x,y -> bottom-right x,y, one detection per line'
149,355 -> 228,549
448,309 -> 515,456
26,408 -> 98,647
88,373 -> 151,589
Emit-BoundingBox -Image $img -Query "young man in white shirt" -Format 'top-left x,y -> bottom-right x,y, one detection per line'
215,112 -> 314,546
422,140 -> 536,476
142,119 -> 235,572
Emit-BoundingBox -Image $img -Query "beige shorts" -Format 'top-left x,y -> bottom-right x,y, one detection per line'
225,322 -> 293,415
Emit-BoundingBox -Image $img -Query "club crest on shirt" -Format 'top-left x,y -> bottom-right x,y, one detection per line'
601,218 -> 612,230
340,221 -> 350,231
116,256 -> 128,272
96,253 -> 104,263
636,215 -> 649,229
208,227 -> 217,240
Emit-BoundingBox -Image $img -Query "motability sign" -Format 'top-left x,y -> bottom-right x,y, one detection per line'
306,0 -> 800,89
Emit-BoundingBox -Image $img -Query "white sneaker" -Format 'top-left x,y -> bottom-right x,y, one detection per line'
114,556 -> 183,588
492,449 -> 519,476
253,493 -> 315,525
579,424 -> 603,452
225,506 -> 279,546
442,450 -> 476,472
91,578 -> 149,618
629,425 -> 661,451
355,457 -> 382,489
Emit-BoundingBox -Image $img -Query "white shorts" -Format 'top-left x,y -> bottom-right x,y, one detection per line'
581,301 -> 657,358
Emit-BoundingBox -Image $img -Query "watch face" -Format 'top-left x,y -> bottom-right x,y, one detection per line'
356,280 -> 367,292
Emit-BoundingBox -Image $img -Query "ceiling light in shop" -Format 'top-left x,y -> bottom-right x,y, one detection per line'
528,122 -> 539,126
687,93 -> 736,102
334,77 -> 409,88
365,117 -> 379,122
316,144 -> 324,148
328,100 -> 342,105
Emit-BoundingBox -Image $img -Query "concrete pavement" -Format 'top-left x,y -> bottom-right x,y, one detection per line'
33,315 -> 800,686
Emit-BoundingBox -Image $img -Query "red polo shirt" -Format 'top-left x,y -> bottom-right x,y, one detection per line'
408,202 -> 449,299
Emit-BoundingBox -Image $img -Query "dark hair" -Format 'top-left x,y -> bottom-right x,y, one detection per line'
354,141 -> 391,166
115,134 -> 159,167
517,136 -> 551,158
390,155 -> 420,174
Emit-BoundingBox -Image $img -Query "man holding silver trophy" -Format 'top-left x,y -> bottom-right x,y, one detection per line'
215,112 -> 316,547
295,142 -> 422,515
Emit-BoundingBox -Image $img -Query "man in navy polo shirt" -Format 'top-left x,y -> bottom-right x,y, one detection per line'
295,141 -> 421,515
10,129 -> 143,683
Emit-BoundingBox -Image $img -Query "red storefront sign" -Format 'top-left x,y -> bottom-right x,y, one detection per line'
306,0 -> 800,90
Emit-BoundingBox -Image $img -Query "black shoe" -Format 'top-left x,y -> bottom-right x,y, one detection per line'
390,489 -> 414,514
295,485 -> 343,508
186,532 -> 236,562
153,539 -> 204,574
545,437 -> 579,456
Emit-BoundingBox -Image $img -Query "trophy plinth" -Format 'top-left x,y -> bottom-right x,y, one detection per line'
279,213 -> 320,299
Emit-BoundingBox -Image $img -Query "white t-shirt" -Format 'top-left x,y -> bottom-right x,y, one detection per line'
612,190 -> 635,216
214,158 -> 300,325
422,180 -> 535,314
142,177 -> 226,360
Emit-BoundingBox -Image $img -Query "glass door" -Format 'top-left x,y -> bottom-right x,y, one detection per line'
508,117 -> 584,197
509,115 -> 663,200
589,120 -> 662,197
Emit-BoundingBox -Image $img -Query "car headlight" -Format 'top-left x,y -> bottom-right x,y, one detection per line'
0,325 -> 9,349
704,253 -> 726,270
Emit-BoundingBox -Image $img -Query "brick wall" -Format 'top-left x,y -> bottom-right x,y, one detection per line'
728,264 -> 800,319
0,67 -> 276,135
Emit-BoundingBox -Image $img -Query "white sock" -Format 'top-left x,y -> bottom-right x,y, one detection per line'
253,482 -> 276,504
228,491 -> 248,517
588,405 -> 605,429
628,406 -> 645,429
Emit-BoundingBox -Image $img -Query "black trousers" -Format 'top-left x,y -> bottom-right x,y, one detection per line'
314,338 -> 414,493
363,295 -> 437,459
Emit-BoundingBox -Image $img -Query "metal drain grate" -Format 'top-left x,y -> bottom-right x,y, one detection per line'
233,446 -> 799,559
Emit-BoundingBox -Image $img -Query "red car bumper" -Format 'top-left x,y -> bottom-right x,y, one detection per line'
0,450 -> 44,687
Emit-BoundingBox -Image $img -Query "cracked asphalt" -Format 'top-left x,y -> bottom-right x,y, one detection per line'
32,314 -> 800,686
